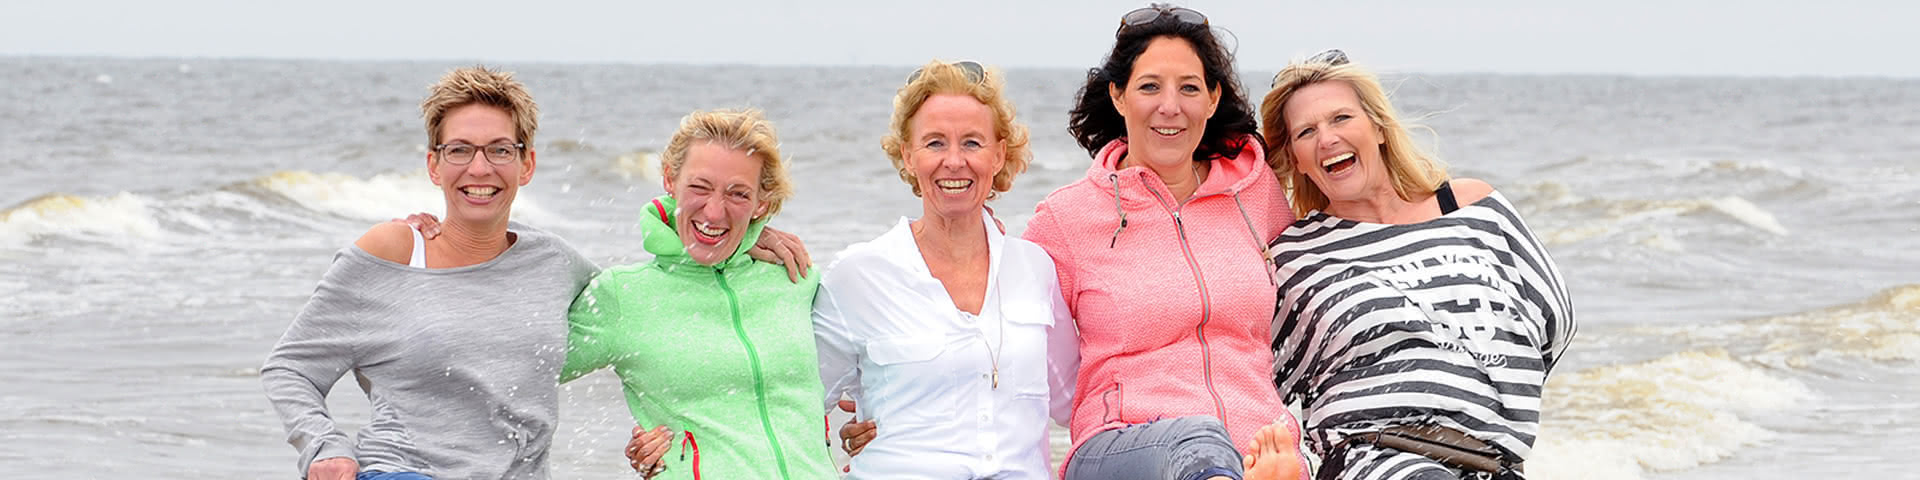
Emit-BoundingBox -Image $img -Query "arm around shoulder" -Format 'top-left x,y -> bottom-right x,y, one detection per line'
560,272 -> 622,383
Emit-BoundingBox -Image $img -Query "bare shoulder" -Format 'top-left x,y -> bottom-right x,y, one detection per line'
353,221 -> 415,265
1450,177 -> 1495,205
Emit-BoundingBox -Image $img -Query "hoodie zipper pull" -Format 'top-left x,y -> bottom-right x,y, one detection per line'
1109,173 -> 1129,248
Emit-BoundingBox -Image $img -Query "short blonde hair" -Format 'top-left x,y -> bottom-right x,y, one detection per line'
880,60 -> 1032,199
421,66 -> 539,148
660,109 -> 793,219
1260,60 -> 1447,218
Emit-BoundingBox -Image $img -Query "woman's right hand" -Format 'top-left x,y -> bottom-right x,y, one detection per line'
306,456 -> 358,480
391,212 -> 442,239
837,399 -> 877,456
626,425 -> 673,477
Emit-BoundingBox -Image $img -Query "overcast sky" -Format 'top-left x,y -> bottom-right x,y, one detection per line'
6,0 -> 1915,77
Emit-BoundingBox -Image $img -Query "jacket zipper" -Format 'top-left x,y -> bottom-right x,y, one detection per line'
1142,182 -> 1230,431
716,270 -> 793,480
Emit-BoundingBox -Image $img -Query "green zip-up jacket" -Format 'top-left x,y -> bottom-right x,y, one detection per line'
562,196 -> 833,480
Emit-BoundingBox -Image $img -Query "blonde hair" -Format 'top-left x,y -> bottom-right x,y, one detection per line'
660,109 -> 793,219
421,66 -> 539,149
880,60 -> 1032,199
1260,61 -> 1447,218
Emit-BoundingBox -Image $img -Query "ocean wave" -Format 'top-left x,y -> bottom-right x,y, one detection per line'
0,170 -> 568,248
252,170 -> 445,221
251,169 -> 562,225
1529,349 -> 1812,479
1526,185 -> 1789,247
0,193 -> 165,246
1654,284 -> 1920,365
611,151 -> 662,182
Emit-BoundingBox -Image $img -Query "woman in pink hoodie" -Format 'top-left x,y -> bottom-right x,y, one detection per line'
1021,4 -> 1309,480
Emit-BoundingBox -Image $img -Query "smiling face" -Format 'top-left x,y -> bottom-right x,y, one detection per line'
663,141 -> 765,266
905,93 -> 1005,221
1282,81 -> 1389,204
1109,35 -> 1221,171
427,104 -> 535,226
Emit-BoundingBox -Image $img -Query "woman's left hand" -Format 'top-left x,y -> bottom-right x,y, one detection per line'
749,226 -> 812,282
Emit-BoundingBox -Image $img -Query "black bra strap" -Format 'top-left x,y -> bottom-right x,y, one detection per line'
1435,180 -> 1459,214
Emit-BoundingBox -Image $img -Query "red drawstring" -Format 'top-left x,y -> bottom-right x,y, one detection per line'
824,415 -> 831,446
679,430 -> 701,480
652,198 -> 670,225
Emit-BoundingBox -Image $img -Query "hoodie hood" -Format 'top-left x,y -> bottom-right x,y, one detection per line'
639,195 -> 767,270
1086,133 -> 1270,205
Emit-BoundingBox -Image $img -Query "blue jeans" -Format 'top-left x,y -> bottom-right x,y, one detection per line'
1064,415 -> 1244,480
357,472 -> 432,480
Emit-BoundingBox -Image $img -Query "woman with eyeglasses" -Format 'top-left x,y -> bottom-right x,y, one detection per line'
560,109 -> 840,480
262,66 -> 601,480
1259,51 -> 1574,480
810,59 -> 1079,479
1018,3 -> 1311,480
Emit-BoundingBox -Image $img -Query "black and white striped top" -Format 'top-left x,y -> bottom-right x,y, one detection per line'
1267,191 -> 1574,461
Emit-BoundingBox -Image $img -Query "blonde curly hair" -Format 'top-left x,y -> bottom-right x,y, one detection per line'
880,60 -> 1032,199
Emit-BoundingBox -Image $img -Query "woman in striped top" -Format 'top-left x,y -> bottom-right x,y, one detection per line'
1254,51 -> 1576,480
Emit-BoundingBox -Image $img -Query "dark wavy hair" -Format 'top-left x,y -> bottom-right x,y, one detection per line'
1067,10 -> 1260,163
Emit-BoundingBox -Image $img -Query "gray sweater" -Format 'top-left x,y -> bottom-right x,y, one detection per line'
262,224 -> 597,479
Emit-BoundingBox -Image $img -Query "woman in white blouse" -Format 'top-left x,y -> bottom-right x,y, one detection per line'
812,60 -> 1079,479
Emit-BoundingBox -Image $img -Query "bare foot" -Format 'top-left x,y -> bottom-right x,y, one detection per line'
1243,421 -> 1307,480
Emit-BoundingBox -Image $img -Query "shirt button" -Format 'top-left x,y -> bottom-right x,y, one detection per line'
979,414 -> 989,421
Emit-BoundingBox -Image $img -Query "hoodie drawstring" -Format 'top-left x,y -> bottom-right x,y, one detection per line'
1230,192 -> 1279,286
1108,173 -> 1129,248
680,430 -> 701,480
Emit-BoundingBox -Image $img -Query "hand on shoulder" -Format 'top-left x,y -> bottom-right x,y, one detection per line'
1450,178 -> 1494,206
353,221 -> 417,265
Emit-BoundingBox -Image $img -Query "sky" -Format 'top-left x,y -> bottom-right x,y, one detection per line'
5,0 -> 1916,77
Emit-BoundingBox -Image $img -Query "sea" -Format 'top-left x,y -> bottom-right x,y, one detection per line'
2,57 -> 1915,478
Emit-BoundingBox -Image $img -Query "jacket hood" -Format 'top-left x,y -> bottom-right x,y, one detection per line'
1085,133 -> 1270,204
639,195 -> 767,270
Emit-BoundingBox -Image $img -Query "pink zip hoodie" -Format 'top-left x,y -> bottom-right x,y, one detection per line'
1024,135 -> 1305,475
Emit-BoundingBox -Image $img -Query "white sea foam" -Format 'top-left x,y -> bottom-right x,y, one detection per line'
1703,196 -> 1788,235
0,193 -> 165,246
1529,349 -> 1812,480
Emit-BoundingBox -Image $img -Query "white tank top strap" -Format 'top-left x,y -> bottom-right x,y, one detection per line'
408,225 -> 427,268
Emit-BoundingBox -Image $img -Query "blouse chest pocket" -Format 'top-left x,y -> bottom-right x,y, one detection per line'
1000,302 -> 1057,398
864,335 -> 957,387
862,335 -> 962,420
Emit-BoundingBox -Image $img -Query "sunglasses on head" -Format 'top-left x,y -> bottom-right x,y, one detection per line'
1309,49 -> 1349,66
1117,3 -> 1207,36
1272,49 -> 1352,87
906,60 -> 986,84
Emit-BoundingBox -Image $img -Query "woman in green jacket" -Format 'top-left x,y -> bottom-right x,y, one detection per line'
561,109 -> 834,480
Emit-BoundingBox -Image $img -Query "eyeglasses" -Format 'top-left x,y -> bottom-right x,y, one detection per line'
434,142 -> 525,165
1117,3 -> 1207,36
906,60 -> 986,85
1273,49 -> 1351,87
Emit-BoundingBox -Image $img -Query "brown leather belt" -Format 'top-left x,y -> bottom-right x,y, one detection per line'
1347,425 -> 1522,476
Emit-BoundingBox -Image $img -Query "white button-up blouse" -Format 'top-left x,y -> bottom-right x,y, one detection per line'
814,210 -> 1079,479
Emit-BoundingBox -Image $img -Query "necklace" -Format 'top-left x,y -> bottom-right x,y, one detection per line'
978,271 -> 1006,389
916,218 -> 1008,389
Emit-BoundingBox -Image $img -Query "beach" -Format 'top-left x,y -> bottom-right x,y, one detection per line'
2,57 -> 1916,478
